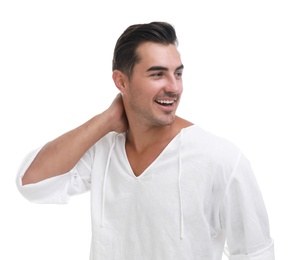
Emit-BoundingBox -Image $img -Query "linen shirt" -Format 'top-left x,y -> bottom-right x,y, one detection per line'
16,125 -> 274,259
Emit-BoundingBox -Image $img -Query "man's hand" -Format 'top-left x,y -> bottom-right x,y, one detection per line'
105,93 -> 128,134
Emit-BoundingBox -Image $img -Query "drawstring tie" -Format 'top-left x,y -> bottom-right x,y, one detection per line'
178,130 -> 184,239
101,134 -> 117,227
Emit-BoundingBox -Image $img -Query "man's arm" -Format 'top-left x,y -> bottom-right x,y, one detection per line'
22,94 -> 128,185
221,153 -> 274,259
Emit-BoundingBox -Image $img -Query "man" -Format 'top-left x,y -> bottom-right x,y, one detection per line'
16,22 -> 274,259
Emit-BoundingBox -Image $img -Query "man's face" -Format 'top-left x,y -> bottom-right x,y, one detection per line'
123,42 -> 183,128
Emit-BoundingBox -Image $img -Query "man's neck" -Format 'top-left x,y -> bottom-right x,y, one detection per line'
125,116 -> 192,153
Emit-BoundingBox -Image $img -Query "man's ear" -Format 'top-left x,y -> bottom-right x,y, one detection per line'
112,70 -> 128,94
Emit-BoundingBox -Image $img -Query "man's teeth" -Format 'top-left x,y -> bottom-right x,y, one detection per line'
156,100 -> 175,104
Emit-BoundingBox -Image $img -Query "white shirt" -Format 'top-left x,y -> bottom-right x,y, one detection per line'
16,125 -> 274,259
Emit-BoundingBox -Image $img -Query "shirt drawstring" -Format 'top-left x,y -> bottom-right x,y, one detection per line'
178,130 -> 184,239
101,134 -> 117,227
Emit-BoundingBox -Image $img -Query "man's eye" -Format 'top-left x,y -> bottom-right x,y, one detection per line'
175,72 -> 182,78
151,72 -> 163,77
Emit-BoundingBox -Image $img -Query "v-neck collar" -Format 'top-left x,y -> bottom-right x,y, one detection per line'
118,125 -> 195,179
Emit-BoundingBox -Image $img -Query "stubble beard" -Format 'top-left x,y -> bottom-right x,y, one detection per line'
128,88 -> 179,127
132,103 -> 177,128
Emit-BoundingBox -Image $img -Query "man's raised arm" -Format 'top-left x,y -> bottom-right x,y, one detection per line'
22,94 -> 128,185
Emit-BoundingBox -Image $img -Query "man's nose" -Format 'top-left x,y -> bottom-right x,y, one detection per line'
165,75 -> 182,93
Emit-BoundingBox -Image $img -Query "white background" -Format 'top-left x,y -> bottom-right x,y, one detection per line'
1,0 -> 294,259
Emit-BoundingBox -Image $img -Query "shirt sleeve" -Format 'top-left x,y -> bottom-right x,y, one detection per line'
220,153 -> 275,259
16,146 -> 92,204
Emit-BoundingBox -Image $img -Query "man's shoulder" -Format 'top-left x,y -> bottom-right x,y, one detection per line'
182,125 -> 241,162
94,131 -> 124,148
181,125 -> 244,183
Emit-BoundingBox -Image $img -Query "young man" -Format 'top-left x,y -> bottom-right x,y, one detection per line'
16,22 -> 274,259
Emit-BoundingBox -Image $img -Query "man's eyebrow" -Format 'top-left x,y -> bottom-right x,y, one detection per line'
176,64 -> 184,71
146,64 -> 184,72
146,66 -> 168,72
175,64 -> 184,71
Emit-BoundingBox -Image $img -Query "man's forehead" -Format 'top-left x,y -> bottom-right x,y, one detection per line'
136,42 -> 182,68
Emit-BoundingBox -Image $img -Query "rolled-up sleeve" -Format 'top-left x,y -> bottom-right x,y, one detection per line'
16,147 -> 92,204
221,153 -> 275,259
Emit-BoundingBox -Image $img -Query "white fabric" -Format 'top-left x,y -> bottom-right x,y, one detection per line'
16,125 -> 274,259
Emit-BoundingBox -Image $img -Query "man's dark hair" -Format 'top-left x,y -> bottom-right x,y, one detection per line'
112,21 -> 178,79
